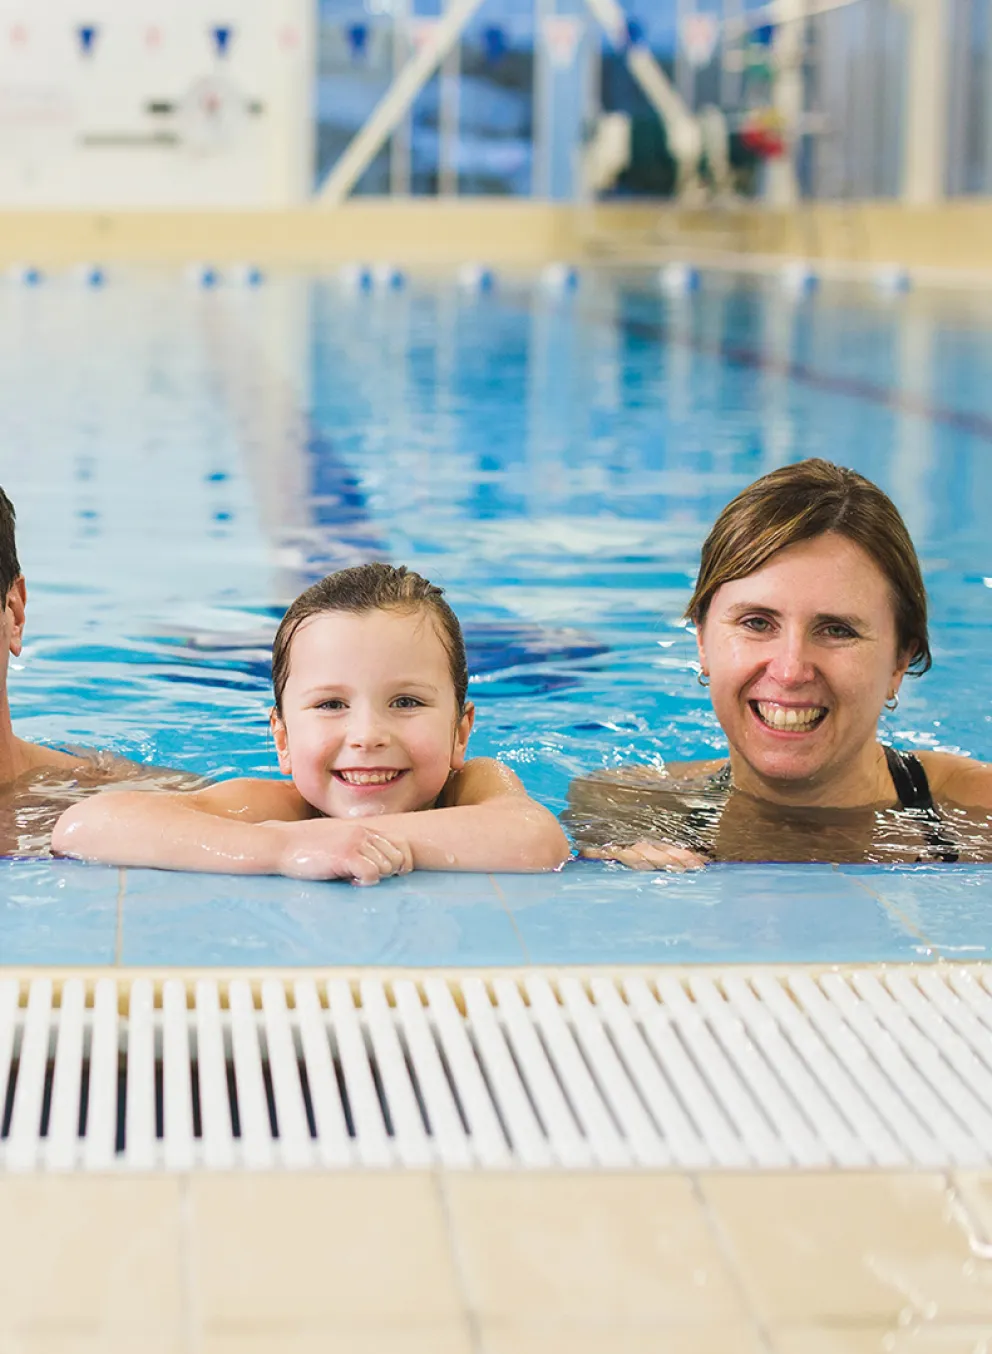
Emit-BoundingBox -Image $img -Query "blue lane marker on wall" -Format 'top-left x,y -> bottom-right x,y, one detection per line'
211,25 -> 232,57
346,23 -> 368,60
77,24 -> 98,56
625,16 -> 645,47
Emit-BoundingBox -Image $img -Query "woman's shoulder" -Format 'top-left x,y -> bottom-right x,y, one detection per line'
915,750 -> 992,809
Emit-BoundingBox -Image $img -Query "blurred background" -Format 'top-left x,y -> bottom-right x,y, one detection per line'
0,0 -> 986,214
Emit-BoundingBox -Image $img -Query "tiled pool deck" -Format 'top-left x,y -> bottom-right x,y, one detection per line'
3,858 -> 990,968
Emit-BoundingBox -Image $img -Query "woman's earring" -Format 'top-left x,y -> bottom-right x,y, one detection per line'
697,670 -> 710,688
885,692 -> 899,711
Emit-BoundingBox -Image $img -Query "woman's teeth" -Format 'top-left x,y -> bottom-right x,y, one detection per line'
336,770 -> 402,785
754,702 -> 826,731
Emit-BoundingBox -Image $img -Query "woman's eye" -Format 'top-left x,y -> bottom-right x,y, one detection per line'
317,699 -> 346,711
740,615 -> 772,632
822,624 -> 856,640
392,696 -> 423,709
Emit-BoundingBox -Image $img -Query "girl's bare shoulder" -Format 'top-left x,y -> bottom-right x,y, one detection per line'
183,776 -> 315,822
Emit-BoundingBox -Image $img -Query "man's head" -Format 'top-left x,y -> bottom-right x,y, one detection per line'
0,487 -> 19,601
0,487 -> 26,692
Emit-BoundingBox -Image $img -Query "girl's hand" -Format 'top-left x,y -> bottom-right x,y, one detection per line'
267,819 -> 413,884
579,840 -> 707,872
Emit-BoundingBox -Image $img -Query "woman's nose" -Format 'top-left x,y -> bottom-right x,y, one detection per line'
766,633 -> 816,686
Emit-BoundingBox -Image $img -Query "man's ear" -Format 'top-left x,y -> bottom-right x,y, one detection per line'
450,702 -> 475,771
270,708 -> 292,776
5,577 -> 26,657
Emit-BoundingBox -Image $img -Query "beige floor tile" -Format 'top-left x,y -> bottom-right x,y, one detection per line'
190,1173 -> 462,1327
0,1177 -> 183,1335
953,1174 -> 992,1247
480,1325 -> 767,1354
701,1174 -> 992,1327
443,1172 -> 745,1325
0,1340 -> 182,1354
773,1326 -> 992,1354
200,1328 -> 473,1354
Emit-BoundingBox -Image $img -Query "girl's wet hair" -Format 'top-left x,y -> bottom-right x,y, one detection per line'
271,563 -> 469,714
686,458 -> 932,674
0,486 -> 20,599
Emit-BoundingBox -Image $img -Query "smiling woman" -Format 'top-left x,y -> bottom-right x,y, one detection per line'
569,459 -> 992,867
52,563 -> 570,880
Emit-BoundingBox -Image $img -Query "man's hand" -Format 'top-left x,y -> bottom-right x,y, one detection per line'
266,819 -> 414,885
579,840 -> 707,872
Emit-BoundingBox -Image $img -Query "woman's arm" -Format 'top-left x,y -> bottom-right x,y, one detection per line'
341,758 -> 571,873
51,778 -> 411,884
566,766 -> 709,871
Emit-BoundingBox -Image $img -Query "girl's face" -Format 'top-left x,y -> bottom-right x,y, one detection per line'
696,532 -> 911,805
271,606 -> 473,819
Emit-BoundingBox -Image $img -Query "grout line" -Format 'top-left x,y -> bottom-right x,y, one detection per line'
114,868 -> 126,966
690,1172 -> 777,1353
842,872 -> 940,960
489,875 -> 532,965
179,1173 -> 200,1354
434,1170 -> 485,1354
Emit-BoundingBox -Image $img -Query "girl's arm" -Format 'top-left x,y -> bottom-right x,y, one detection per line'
342,757 -> 571,873
51,778 -> 412,884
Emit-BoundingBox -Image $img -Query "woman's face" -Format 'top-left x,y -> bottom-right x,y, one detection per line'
696,532 -> 912,804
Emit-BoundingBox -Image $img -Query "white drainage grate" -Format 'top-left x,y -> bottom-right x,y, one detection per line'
1,967 -> 992,1172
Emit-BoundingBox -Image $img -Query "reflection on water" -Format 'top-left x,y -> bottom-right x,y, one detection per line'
0,757 -> 203,859
1,270 -> 991,866
567,767 -> 992,865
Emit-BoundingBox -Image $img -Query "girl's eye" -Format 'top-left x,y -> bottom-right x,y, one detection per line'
317,698 -> 346,711
392,696 -> 424,709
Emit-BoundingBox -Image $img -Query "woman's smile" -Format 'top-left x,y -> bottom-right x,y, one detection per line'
750,700 -> 828,733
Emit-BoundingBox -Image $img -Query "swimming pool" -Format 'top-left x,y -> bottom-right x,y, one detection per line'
2,266 -> 991,967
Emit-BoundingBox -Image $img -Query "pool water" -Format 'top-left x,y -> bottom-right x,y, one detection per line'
2,267 -> 991,966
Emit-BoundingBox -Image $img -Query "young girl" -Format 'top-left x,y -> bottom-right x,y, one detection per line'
53,564 -> 571,881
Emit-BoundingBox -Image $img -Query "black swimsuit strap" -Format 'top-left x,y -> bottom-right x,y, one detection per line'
883,745 -> 934,810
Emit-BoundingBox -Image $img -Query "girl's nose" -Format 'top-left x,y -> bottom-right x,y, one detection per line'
346,708 -> 389,748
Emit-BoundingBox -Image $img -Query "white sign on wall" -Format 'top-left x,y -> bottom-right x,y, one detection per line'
0,0 -> 314,207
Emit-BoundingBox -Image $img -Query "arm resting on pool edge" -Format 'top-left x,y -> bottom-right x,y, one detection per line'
564,768 -> 708,871
51,761 -> 571,878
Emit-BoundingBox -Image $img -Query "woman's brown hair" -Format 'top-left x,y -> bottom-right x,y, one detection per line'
685,458 -> 931,673
271,563 -> 469,714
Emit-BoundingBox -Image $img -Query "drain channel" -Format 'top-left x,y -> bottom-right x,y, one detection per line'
0,967 -> 990,1172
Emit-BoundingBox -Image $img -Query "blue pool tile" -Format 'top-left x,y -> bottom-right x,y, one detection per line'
496,860 -> 933,966
120,868 -> 526,967
0,859 -> 119,965
838,864 -> 992,959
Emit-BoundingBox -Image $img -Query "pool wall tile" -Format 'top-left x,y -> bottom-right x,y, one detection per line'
838,864 -> 992,959
0,859 -> 120,965
495,861 -> 934,966
119,868 -> 527,967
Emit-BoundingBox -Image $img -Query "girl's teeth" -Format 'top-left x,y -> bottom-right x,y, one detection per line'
756,702 -> 825,730
339,770 -> 400,785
